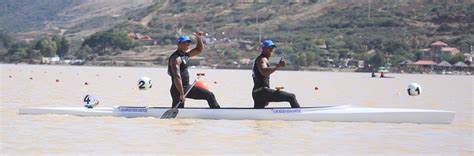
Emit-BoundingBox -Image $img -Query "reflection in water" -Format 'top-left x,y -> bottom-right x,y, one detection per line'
167,119 -> 196,135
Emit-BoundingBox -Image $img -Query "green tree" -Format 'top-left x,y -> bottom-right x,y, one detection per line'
390,55 -> 408,68
75,45 -> 92,60
110,32 -> 135,50
52,36 -> 61,45
325,39 -> 336,50
338,48 -> 351,58
329,49 -> 340,60
34,39 -> 57,57
296,53 -> 308,66
51,37 -> 70,57
367,36 -> 384,50
224,48 -> 240,60
82,31 -> 135,55
305,52 -> 316,66
7,42 -> 29,62
275,45 -> 294,56
455,36 -> 473,53
415,51 -> 423,61
368,51 -> 385,68
314,38 -> 326,46
450,53 -> 465,64
0,32 -> 13,48
58,37 -> 70,57
384,40 -> 409,54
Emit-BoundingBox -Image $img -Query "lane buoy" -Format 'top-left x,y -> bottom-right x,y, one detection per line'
407,83 -> 422,96
138,77 -> 152,90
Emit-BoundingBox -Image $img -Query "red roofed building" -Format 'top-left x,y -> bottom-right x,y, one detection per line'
414,60 -> 437,65
421,41 -> 460,62
414,60 -> 437,72
431,41 -> 448,46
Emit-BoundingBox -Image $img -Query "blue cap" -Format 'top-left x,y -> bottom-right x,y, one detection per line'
262,40 -> 276,48
177,35 -> 192,43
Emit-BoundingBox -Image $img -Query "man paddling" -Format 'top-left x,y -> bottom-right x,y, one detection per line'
251,40 -> 300,109
168,32 -> 220,108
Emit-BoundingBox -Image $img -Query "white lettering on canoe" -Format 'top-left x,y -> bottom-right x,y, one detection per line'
272,109 -> 301,114
118,107 -> 148,112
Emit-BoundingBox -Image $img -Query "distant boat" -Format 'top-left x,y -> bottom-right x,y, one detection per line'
371,71 -> 394,78
377,67 -> 390,73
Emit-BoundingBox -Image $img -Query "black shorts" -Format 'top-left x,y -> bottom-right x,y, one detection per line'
252,88 -> 300,109
170,85 -> 220,108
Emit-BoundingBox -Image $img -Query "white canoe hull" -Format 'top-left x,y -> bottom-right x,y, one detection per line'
18,105 -> 455,124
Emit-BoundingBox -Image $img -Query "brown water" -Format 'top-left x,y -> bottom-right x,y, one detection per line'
1,64 -> 472,155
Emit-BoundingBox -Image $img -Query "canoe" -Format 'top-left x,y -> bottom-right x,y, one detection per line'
18,105 -> 455,124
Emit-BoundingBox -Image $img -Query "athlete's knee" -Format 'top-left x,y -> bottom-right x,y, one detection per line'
288,93 -> 296,100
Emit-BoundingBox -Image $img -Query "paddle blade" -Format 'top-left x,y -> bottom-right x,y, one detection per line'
160,108 -> 179,119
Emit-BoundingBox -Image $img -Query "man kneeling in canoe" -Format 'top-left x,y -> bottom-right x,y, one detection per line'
251,40 -> 300,109
168,32 -> 220,108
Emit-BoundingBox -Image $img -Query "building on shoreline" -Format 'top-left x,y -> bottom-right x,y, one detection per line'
420,41 -> 460,62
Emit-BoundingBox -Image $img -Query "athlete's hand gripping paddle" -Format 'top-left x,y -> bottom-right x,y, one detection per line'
161,73 -> 205,119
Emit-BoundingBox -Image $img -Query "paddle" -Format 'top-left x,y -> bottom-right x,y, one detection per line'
160,73 -> 205,119
275,86 -> 284,91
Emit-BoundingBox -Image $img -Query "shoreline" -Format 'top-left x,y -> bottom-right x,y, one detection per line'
1,62 -> 472,76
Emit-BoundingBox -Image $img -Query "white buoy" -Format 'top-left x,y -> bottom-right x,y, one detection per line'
407,83 -> 422,96
138,77 -> 152,90
83,95 -> 99,108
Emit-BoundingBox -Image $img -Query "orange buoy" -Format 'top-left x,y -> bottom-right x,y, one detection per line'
195,80 -> 209,90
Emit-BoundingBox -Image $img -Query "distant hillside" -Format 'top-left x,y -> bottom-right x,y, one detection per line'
1,0 -> 473,68
0,0 -> 153,38
109,0 -> 472,66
